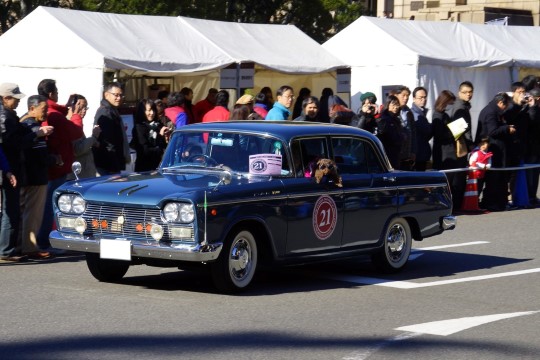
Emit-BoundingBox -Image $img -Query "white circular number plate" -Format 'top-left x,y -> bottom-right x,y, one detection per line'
313,195 -> 337,240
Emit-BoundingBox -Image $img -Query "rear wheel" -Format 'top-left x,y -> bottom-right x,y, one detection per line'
372,217 -> 411,273
85,252 -> 130,282
211,230 -> 258,293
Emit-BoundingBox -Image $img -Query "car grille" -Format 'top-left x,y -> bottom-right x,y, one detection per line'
81,204 -> 191,242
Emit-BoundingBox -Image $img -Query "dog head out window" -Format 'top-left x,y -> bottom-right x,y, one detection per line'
291,138 -> 329,178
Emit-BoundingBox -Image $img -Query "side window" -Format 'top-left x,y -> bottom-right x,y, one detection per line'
332,137 -> 383,174
292,138 -> 329,178
365,143 -> 384,174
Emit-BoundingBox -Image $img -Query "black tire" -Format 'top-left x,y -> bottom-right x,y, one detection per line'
372,217 -> 412,273
211,230 -> 258,293
85,252 -> 130,282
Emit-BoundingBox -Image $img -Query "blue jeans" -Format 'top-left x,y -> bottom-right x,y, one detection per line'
0,184 -> 21,256
37,176 -> 67,249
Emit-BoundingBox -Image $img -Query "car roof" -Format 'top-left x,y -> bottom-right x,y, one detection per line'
177,121 -> 379,143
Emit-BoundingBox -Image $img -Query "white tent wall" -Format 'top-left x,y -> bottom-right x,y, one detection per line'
418,65 -> 512,140
323,16 -> 540,143
349,64 -> 418,113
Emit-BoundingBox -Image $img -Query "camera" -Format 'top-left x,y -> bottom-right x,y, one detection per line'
67,94 -> 80,110
521,94 -> 531,105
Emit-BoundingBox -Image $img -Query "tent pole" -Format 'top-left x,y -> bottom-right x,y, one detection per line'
236,63 -> 241,100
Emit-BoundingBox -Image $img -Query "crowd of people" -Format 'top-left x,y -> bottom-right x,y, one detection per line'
354,78 -> 540,214
1,76 -> 539,263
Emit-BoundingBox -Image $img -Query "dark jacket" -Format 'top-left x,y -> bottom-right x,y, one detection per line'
447,98 -> 473,150
503,102 -> 532,165
476,99 -> 511,168
293,113 -> 320,122
356,110 -> 378,135
377,110 -> 404,169
399,105 -> 417,161
132,120 -> 166,172
410,103 -> 433,162
93,99 -> 128,173
432,109 -> 458,170
1,107 -> 37,178
19,116 -> 52,186
526,103 -> 540,159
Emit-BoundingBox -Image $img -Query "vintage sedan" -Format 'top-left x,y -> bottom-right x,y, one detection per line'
50,121 -> 455,292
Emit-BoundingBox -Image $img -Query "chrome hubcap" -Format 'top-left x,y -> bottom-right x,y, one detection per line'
230,238 -> 251,280
387,224 -> 406,261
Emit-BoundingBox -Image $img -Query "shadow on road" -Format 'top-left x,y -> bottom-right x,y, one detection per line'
0,331 -> 537,359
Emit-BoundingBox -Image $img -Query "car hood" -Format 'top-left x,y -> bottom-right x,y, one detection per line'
60,170 -> 236,206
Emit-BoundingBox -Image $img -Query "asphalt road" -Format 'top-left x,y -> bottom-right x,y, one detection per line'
1,208 -> 539,360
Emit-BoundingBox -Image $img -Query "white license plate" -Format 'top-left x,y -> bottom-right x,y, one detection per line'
100,239 -> 132,261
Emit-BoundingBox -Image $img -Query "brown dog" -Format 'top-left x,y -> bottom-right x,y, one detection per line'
314,158 -> 342,187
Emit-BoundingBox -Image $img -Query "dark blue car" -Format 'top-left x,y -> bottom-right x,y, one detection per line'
50,121 -> 455,292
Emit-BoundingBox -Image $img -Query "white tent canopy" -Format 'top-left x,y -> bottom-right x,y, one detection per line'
323,16 -> 540,137
0,6 -> 344,74
0,6 -> 346,135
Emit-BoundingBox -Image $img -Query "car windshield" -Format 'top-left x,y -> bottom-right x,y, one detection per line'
161,130 -> 292,176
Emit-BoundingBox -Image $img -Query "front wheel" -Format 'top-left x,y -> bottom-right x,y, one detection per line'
372,217 -> 412,273
85,252 -> 130,282
211,230 -> 258,293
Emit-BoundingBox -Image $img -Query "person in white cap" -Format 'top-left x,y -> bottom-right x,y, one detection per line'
0,83 -> 53,262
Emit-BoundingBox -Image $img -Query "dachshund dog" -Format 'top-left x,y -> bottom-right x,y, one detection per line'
314,158 -> 342,187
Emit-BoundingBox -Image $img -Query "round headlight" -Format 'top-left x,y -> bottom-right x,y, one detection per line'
179,204 -> 195,223
72,196 -> 86,214
58,194 -> 73,213
163,203 -> 179,222
74,217 -> 87,234
150,223 -> 164,241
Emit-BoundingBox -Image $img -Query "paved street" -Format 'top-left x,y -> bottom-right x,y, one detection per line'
1,208 -> 539,359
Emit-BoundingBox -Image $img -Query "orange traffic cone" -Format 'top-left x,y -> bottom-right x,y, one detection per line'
461,169 -> 481,212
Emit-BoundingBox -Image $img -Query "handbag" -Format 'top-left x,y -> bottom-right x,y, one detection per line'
456,136 -> 468,158
329,104 -> 354,124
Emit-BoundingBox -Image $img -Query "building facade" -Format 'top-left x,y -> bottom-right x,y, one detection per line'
377,0 -> 540,26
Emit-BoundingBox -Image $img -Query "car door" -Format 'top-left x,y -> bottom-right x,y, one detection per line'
332,136 -> 397,247
285,137 -> 344,254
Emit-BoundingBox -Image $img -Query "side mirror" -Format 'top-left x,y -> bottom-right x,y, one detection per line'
72,162 -> 82,182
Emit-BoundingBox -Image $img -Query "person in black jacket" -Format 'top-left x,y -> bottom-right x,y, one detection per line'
356,92 -> 379,135
93,82 -> 131,175
377,95 -> 405,169
131,99 -> 168,172
476,92 -> 513,211
0,84 -> 53,262
446,81 -> 475,208
410,87 -> 432,171
19,95 -> 57,258
525,88 -> 540,204
395,86 -> 417,170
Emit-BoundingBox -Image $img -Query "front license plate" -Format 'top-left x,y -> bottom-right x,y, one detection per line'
100,239 -> 132,261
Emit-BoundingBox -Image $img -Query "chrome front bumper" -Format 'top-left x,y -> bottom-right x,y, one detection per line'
49,230 -> 222,262
441,215 -> 457,230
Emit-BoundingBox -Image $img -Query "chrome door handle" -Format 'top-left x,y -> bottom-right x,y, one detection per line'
383,176 -> 396,182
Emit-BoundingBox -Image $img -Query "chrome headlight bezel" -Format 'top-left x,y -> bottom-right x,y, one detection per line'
57,194 -> 86,214
163,202 -> 194,223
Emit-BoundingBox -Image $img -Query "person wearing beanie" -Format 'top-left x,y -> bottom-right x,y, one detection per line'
356,91 -> 379,135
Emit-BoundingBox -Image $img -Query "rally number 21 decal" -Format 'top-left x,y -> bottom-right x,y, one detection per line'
313,195 -> 337,240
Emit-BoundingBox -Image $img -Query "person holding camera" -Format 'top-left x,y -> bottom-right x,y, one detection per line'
356,92 -> 379,134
